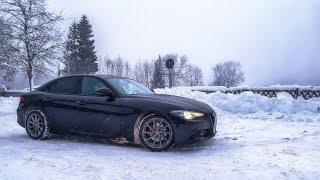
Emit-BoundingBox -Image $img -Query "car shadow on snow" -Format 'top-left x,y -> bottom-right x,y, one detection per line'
2,132 -> 236,154
171,138 -> 234,153
49,135 -> 233,153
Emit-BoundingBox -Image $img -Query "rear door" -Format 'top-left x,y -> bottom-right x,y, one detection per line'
74,76 -> 124,137
41,76 -> 82,133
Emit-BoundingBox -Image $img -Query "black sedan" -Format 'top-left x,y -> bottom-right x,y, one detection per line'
17,75 -> 217,151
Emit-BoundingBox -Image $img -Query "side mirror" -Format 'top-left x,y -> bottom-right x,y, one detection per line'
95,88 -> 115,97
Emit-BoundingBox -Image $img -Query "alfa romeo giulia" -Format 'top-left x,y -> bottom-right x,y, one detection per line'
17,75 -> 217,151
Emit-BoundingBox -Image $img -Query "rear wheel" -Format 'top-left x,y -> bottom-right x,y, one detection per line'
139,115 -> 174,151
25,109 -> 51,140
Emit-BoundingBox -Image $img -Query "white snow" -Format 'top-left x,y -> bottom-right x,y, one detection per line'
0,97 -> 19,114
0,89 -> 320,179
155,88 -> 320,123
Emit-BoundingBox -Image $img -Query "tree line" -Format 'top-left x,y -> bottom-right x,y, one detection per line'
62,15 -> 204,88
0,0 -> 244,91
97,54 -> 204,89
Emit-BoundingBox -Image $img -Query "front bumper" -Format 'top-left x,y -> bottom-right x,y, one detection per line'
173,113 -> 217,145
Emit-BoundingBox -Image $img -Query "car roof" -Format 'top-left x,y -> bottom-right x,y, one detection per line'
36,74 -> 127,90
55,74 -> 127,80
94,74 -> 126,80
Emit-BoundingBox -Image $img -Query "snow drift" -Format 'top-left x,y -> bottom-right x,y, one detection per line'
155,88 -> 320,122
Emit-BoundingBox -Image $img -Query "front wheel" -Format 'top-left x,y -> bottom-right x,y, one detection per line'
25,109 -> 51,140
139,115 -> 174,151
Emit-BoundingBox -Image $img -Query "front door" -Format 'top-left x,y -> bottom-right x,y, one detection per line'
74,76 -> 125,137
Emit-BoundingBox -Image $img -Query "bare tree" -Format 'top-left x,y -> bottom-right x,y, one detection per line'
0,16 -> 16,88
115,56 -> 124,77
185,65 -> 204,86
162,54 -> 201,87
133,60 -> 144,83
98,56 -> 116,75
97,53 -> 203,88
1,0 -> 63,91
142,60 -> 154,88
123,61 -> 131,78
172,55 -> 189,86
211,61 -> 244,87
192,66 -> 204,86
98,56 -> 133,78
133,60 -> 154,88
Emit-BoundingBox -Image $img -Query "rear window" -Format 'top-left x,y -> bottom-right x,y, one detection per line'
44,77 -> 82,95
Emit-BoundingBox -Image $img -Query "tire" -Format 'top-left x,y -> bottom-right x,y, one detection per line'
25,109 -> 51,140
139,115 -> 174,152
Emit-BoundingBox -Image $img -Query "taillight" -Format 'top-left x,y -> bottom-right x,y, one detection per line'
19,96 -> 25,102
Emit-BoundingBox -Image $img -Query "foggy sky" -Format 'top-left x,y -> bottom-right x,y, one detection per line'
48,0 -> 320,85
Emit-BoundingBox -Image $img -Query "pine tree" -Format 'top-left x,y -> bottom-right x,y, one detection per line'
152,55 -> 166,89
63,21 -> 79,75
77,15 -> 98,74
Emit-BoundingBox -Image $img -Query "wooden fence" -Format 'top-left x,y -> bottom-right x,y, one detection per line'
192,88 -> 320,100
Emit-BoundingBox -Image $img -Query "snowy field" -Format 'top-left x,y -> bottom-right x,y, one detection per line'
0,89 -> 320,179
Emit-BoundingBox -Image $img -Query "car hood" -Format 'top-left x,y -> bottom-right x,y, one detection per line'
129,94 -> 214,114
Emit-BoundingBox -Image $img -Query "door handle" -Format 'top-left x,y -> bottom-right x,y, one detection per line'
43,98 -> 52,102
76,101 -> 86,105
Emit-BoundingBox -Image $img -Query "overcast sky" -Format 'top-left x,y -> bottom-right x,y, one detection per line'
48,0 -> 320,85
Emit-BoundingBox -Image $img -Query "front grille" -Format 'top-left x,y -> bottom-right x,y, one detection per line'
190,129 -> 212,141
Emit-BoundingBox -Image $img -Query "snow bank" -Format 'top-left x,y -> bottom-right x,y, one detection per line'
155,88 -> 320,122
0,97 -> 19,113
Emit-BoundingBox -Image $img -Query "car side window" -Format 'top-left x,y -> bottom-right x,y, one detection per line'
48,77 -> 82,95
82,77 -> 107,96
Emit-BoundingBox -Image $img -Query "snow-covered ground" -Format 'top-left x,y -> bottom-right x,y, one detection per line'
0,89 -> 320,179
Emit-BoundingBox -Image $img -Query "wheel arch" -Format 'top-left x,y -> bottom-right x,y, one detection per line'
24,107 -> 51,132
133,110 -> 173,145
24,107 -> 51,140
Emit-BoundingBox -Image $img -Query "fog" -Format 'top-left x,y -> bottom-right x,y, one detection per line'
48,0 -> 320,85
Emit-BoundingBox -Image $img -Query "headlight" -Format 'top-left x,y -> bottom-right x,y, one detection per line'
170,110 -> 204,120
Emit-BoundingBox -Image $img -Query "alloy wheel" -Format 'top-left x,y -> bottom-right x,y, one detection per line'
141,118 -> 173,149
26,113 -> 45,138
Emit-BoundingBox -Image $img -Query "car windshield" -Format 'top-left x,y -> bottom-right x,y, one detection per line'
107,78 -> 154,95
